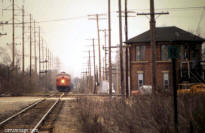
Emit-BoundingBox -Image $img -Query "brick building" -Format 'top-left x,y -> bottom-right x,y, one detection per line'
126,26 -> 205,91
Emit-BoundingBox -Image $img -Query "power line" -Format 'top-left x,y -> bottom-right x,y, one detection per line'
1,6 -> 204,25
2,16 -> 87,25
130,6 -> 205,11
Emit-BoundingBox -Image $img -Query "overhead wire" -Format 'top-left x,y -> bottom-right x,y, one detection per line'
1,6 -> 204,25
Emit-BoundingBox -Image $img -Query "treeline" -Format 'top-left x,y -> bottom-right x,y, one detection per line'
0,63 -> 56,96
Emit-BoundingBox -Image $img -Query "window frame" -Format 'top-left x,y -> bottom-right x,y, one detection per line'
136,45 -> 146,61
137,72 -> 144,89
163,72 -> 169,89
161,45 -> 169,61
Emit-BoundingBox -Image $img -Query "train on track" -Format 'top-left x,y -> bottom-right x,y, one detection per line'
56,72 -> 72,92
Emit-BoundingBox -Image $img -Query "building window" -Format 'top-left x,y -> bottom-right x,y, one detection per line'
137,73 -> 144,88
163,72 -> 169,89
136,46 -> 145,61
161,45 -> 168,60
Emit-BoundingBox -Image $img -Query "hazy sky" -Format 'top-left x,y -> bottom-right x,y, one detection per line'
0,0 -> 204,77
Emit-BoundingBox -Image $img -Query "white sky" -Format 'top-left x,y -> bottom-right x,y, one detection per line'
0,0 -> 204,77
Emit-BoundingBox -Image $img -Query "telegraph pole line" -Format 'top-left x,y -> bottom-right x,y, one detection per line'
88,14 -> 106,82
38,27 -> 41,75
108,0 -> 112,96
22,5 -> 25,73
29,14 -> 32,77
12,0 -> 15,67
118,0 -> 124,96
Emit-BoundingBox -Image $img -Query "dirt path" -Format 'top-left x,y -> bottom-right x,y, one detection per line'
53,99 -> 81,133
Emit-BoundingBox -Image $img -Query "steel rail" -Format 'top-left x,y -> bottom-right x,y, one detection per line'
31,93 -> 64,133
0,99 -> 44,126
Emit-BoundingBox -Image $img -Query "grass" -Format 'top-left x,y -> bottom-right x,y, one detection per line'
76,94 -> 205,133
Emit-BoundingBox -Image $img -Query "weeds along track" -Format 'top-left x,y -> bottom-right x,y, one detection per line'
0,94 -> 64,133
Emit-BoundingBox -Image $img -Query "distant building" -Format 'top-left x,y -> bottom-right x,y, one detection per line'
126,26 -> 205,91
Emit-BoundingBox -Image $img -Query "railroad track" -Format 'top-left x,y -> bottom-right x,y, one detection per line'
0,93 -> 64,133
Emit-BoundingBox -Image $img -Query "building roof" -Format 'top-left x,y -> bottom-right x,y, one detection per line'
126,26 -> 205,44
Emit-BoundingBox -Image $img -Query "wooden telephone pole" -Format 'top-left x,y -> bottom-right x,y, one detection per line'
38,27 -> 41,75
124,0 -> 129,97
108,0 -> 112,96
96,14 -> 102,81
150,0 -> 157,92
34,21 -> 37,73
12,0 -> 15,67
22,5 -> 25,73
88,50 -> 92,91
118,0 -> 124,96
137,0 -> 168,93
100,29 -> 108,80
92,38 -> 97,94
29,14 -> 32,77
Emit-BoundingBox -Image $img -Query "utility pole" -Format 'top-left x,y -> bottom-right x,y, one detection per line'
22,5 -> 25,73
29,14 -> 32,77
92,38 -> 96,94
118,0 -> 124,96
88,50 -> 91,91
48,50 -> 51,70
51,53 -> 53,70
46,47 -> 48,73
108,0 -> 112,96
12,0 -> 15,67
47,49 -> 49,71
104,30 -> 107,80
42,40 -> 45,72
96,14 -> 102,82
38,27 -> 41,75
125,0 -> 129,97
46,47 -> 48,89
49,50 -> 50,71
34,20 -> 37,74
150,0 -> 156,92
137,1 -> 168,93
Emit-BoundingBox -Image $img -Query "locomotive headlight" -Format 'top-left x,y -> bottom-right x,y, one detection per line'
61,79 -> 65,84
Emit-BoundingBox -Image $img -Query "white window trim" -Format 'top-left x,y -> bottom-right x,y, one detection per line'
137,72 -> 144,89
162,71 -> 169,89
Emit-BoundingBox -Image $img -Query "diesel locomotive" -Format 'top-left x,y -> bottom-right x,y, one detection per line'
56,72 -> 72,92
